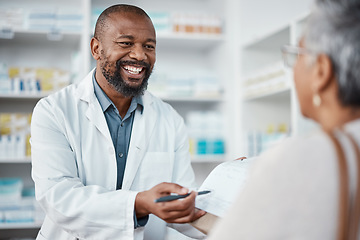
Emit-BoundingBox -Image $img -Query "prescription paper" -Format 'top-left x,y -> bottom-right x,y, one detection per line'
195,158 -> 256,217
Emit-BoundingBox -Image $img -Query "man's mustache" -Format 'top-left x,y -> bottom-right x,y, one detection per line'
116,60 -> 151,70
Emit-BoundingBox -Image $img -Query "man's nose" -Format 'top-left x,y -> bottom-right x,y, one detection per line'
129,44 -> 146,61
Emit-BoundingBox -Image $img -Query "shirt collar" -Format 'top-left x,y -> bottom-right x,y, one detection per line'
92,69 -> 144,114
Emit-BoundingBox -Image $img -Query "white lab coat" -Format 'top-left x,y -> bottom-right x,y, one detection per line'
31,69 -> 201,240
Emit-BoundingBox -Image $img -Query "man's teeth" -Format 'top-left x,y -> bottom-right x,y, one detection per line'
124,65 -> 143,74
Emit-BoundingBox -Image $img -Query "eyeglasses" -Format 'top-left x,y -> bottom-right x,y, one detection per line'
281,45 -> 312,68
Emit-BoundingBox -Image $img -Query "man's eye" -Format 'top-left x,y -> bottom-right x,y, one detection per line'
118,42 -> 132,46
145,45 -> 155,50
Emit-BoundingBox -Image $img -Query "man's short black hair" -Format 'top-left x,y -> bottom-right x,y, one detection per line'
94,4 -> 151,41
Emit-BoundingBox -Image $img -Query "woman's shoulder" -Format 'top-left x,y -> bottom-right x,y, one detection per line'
253,130 -> 337,178
265,130 -> 332,158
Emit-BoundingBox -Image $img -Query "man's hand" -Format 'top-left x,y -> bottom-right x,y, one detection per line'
135,182 -> 206,223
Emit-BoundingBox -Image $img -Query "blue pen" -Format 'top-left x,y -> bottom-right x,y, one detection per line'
154,190 -> 211,203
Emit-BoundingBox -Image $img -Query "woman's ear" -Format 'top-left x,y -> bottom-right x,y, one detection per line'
311,54 -> 334,93
90,37 -> 101,60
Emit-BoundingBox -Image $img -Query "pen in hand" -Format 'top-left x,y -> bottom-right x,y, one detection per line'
154,190 -> 211,203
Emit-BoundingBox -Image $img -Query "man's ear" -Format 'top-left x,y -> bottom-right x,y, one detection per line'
311,54 -> 334,93
90,37 -> 101,60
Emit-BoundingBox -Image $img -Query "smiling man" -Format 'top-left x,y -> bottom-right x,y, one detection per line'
30,4 -> 205,240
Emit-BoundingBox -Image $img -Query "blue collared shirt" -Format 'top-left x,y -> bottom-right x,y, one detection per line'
92,71 -> 148,228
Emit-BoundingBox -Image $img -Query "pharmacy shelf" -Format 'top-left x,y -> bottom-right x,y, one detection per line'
244,88 -> 291,102
0,29 -> 81,46
161,95 -> 223,102
238,11 -> 310,157
244,87 -> 290,101
0,158 -> 31,164
0,93 -> 47,112
0,93 -> 49,100
156,33 -> 224,50
241,23 -> 290,50
0,221 -> 42,229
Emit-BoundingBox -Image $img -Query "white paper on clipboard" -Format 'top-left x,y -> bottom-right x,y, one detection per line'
195,158 -> 256,217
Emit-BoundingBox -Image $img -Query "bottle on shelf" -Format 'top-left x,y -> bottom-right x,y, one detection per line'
247,123 -> 289,157
0,62 -> 10,93
187,111 -> 225,159
0,113 -> 31,160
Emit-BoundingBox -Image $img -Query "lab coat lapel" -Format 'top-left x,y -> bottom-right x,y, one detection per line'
122,92 -> 157,190
85,103 -> 113,144
76,69 -> 113,145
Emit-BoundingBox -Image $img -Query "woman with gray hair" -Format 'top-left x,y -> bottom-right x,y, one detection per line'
207,0 -> 360,239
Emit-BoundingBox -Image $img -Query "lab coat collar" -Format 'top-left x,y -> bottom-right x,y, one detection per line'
76,68 -> 97,103
74,69 -> 113,148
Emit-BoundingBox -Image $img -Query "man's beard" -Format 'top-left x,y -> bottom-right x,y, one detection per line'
100,58 -> 151,97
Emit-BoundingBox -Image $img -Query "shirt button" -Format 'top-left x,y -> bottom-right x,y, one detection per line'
119,153 -> 124,158
121,123 -> 124,127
